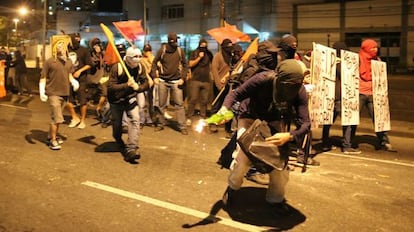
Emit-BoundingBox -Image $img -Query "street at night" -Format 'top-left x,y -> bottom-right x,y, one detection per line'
0,92 -> 413,231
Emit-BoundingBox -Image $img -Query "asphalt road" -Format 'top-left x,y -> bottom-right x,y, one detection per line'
0,96 -> 413,231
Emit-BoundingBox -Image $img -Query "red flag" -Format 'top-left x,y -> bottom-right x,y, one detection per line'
207,22 -> 251,44
103,44 -> 119,65
113,20 -> 145,43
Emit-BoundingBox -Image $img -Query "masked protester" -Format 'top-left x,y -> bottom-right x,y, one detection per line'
210,38 -> 235,135
66,33 -> 93,129
186,38 -> 213,125
39,35 -> 79,150
107,46 -> 150,163
215,59 -> 310,216
358,39 -> 396,152
150,32 -> 189,135
278,35 -> 298,61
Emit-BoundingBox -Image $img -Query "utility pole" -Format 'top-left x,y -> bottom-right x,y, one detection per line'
143,0 -> 147,44
41,0 -> 47,64
219,0 -> 225,27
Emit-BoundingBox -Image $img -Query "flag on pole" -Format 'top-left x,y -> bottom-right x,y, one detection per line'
100,23 -> 135,84
103,44 -> 119,65
207,22 -> 251,44
112,20 -> 145,44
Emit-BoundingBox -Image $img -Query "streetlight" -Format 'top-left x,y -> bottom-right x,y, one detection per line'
18,3 -> 47,64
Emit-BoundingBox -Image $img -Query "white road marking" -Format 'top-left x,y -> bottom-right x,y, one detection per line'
82,181 -> 264,232
324,151 -> 414,168
0,103 -> 27,110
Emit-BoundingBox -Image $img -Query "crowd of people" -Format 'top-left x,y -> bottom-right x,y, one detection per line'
1,31 -> 398,217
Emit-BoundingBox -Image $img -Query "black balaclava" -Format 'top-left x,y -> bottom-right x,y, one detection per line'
221,39 -> 234,65
167,33 -> 178,50
278,35 -> 298,60
256,40 -> 279,70
274,59 -> 304,104
116,44 -> 127,59
70,33 -> 81,50
198,38 -> 208,52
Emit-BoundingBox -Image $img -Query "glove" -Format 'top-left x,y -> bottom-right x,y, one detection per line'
304,84 -> 314,93
39,81 -> 48,102
70,78 -> 79,91
128,80 -> 139,91
206,106 -> 234,125
131,82 -> 139,91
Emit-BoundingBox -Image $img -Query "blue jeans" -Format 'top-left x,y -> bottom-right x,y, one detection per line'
110,100 -> 140,153
359,94 -> 390,146
322,100 -> 357,148
157,80 -> 186,130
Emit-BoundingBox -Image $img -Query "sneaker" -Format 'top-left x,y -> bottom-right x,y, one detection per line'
123,150 -> 141,163
49,140 -> 61,150
77,122 -> 86,129
164,112 -> 173,120
154,125 -> 164,132
180,129 -> 188,135
297,156 -> 320,166
222,186 -> 235,207
68,118 -> 80,128
47,136 -> 64,145
380,143 -> 397,152
122,125 -> 128,133
245,173 -> 269,185
342,147 -> 362,155
268,200 -> 290,216
186,119 -> 192,126
209,124 -> 218,133
322,144 -> 332,152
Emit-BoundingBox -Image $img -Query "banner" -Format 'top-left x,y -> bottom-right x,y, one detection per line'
309,43 -> 337,128
341,50 -> 360,126
371,60 -> 391,132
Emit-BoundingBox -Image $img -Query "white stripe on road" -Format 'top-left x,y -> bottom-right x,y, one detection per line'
0,103 -> 27,110
324,151 -> 414,168
82,181 -> 264,232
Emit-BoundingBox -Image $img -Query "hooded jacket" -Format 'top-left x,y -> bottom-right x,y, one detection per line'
359,39 -> 379,95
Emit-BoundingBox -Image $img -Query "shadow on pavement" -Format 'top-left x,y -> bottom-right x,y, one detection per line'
25,129 -> 52,146
94,141 -> 123,153
182,187 -> 306,231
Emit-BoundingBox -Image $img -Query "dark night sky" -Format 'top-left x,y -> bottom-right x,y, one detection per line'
1,0 -> 122,12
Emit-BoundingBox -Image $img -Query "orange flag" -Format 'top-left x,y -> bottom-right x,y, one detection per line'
103,44 -> 119,65
207,22 -> 251,44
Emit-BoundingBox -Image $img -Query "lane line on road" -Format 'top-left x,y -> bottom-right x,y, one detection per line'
82,181 -> 264,232
324,152 -> 414,168
0,103 -> 27,110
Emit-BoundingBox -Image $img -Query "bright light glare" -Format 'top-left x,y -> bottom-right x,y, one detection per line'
195,119 -> 207,133
18,7 -> 28,16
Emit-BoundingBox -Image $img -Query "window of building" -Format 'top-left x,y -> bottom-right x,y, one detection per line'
161,4 -> 184,20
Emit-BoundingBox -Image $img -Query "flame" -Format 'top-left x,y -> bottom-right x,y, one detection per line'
195,119 -> 207,133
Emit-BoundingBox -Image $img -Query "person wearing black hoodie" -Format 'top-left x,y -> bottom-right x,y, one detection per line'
186,39 -> 214,123
150,32 -> 189,135
219,59 -> 310,215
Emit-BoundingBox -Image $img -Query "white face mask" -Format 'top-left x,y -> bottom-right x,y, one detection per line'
125,56 -> 140,68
